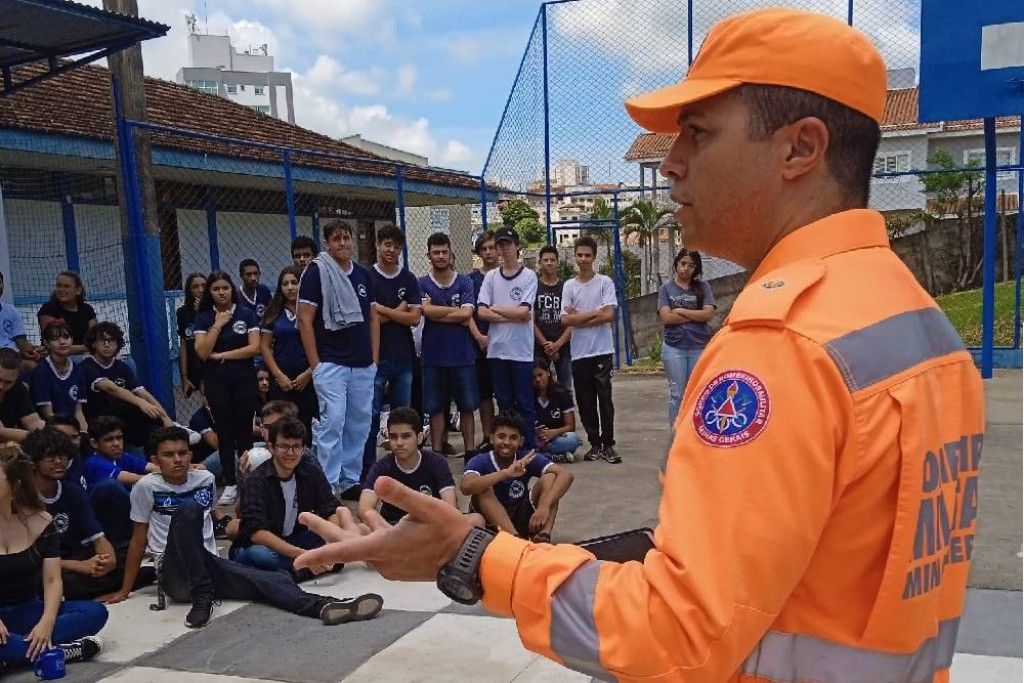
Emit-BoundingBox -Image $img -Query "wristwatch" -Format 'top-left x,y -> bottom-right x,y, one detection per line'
436,526 -> 496,605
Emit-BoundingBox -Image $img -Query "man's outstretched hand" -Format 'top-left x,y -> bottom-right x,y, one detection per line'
297,476 -> 484,581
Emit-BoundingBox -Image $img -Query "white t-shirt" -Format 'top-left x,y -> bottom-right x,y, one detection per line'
130,469 -> 218,556
478,265 -> 538,362
561,274 -> 618,360
280,476 -> 299,537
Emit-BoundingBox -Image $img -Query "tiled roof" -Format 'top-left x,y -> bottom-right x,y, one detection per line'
624,88 -> 1022,161
0,62 -> 479,192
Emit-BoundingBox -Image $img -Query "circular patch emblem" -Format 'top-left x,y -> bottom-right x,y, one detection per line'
193,487 -> 212,508
418,485 -> 433,496
68,385 -> 79,401
357,284 -> 368,298
692,370 -> 770,447
185,324 -> 195,340
231,320 -> 247,335
507,480 -> 526,500
53,512 -> 70,534
509,286 -> 524,303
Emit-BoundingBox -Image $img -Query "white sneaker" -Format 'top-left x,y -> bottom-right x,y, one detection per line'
174,421 -> 202,446
217,485 -> 238,506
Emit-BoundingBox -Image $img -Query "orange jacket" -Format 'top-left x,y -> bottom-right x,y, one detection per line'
479,210 -> 984,682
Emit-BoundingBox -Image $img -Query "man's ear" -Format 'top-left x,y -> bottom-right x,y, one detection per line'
779,116 -> 829,182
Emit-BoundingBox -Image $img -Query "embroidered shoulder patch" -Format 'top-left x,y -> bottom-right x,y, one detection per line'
692,370 -> 771,447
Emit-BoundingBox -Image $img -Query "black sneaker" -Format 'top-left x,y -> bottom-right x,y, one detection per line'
602,446 -> 622,464
59,636 -> 102,663
186,594 -> 217,628
441,442 -> 458,456
320,593 -> 384,625
583,446 -> 603,461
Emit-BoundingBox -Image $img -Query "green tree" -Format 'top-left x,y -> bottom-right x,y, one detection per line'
556,259 -> 575,282
586,197 -> 615,263
515,217 -> 547,248
500,198 -> 539,228
918,149 -> 985,291
620,199 -> 674,293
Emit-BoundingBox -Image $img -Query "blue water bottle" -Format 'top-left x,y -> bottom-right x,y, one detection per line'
33,647 -> 66,680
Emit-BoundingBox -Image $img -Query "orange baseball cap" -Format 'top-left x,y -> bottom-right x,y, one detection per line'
624,8 -> 887,133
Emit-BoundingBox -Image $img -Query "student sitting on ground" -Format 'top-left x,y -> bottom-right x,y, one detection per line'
188,392 -> 223,478
80,322 -> 173,447
360,406 -> 457,525
24,428 -> 155,600
45,414 -> 88,489
30,322 -> 87,432
532,359 -> 582,463
231,417 -> 339,579
82,416 -> 157,544
101,426 -> 383,630
461,411 -> 573,543
0,347 -> 44,443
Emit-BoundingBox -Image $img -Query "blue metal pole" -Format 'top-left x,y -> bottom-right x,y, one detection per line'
687,0 -> 694,66
980,118 -> 998,378
396,166 -> 409,268
1014,124 -> 1023,350
204,187 -> 219,271
847,0 -> 854,25
612,192 -> 633,367
283,149 -> 298,241
542,4 -> 553,246
56,176 -> 80,272
311,211 -> 320,251
480,177 -> 489,231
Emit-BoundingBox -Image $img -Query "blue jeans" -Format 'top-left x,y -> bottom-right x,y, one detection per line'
0,598 -> 108,664
89,478 -> 132,546
363,358 -> 414,479
312,362 -> 376,490
544,432 -> 582,454
232,529 -> 324,572
662,344 -> 704,427
201,452 -> 223,480
489,358 -> 537,449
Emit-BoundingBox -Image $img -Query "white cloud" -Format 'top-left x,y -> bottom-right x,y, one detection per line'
396,64 -> 418,97
442,140 -> 474,165
426,88 -> 453,103
404,9 -> 424,30
252,0 -> 395,46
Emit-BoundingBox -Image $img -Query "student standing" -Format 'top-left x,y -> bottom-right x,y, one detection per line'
467,232 -> 498,450
297,220 -> 378,501
560,237 -> 620,463
177,273 -> 207,398
533,245 -> 573,396
364,225 -> 421,478
417,233 -> 478,457
290,236 -> 317,270
36,272 -> 97,357
658,249 -> 716,426
193,271 -> 260,506
238,259 -> 272,319
30,322 -> 88,432
477,228 -> 539,449
260,266 -> 316,439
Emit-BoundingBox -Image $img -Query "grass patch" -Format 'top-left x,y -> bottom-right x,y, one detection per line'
935,281 -> 1021,347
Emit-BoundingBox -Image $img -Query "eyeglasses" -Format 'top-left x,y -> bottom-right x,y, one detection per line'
678,262 -> 696,269
273,444 -> 303,454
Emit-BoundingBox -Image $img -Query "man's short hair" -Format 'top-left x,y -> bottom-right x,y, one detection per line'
261,400 -> 299,420
323,219 -> 353,241
575,236 -> 598,256
291,235 -> 316,255
46,414 -> 79,431
88,415 -> 125,440
738,84 -> 880,207
387,407 -> 421,432
268,416 -> 306,444
147,425 -> 190,456
23,428 -> 77,463
42,321 -> 72,341
85,321 -> 125,353
538,245 -> 559,260
376,224 -> 405,246
427,232 -> 451,250
0,348 -> 20,370
473,231 -> 495,255
238,258 -> 260,276
492,411 -> 524,435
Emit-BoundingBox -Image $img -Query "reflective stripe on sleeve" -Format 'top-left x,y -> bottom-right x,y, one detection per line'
550,560 -> 614,681
825,308 -> 965,391
741,617 -> 960,683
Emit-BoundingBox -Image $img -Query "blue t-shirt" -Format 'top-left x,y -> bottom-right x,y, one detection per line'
0,302 -> 27,350
261,308 -> 308,378
364,450 -> 454,524
535,388 -> 575,430
188,406 -> 216,460
418,272 -> 477,368
469,269 -> 490,339
30,357 -> 86,416
41,481 -> 104,559
297,261 -> 374,368
657,280 -> 716,351
193,305 -> 259,382
79,356 -> 141,420
464,450 -> 553,508
83,452 -> 149,489
371,265 -> 421,363
239,283 -> 272,319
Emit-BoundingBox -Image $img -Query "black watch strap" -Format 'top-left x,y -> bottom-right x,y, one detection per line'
450,526 -> 495,579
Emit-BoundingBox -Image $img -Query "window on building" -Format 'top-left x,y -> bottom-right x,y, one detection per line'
873,151 -> 912,177
964,148 -> 1017,179
186,79 -> 219,95
249,105 -> 271,115
226,84 -> 237,94
254,86 -> 265,95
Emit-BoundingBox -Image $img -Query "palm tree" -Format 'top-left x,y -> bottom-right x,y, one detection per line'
588,197 -> 615,266
620,199 -> 674,293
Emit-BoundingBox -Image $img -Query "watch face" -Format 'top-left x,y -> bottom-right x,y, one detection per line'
438,572 -> 478,605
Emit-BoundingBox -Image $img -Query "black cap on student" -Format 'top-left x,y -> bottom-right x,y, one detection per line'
494,227 -> 520,244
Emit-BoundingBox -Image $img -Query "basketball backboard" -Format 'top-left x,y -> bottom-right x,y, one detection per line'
919,0 -> 1024,122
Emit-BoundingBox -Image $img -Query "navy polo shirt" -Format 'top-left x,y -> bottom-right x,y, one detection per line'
80,356 -> 142,421
297,261 -> 374,368
30,357 -> 86,415
418,272 -> 477,368
371,265 -> 421,363
261,309 -> 308,378
239,283 -> 272,319
193,305 -> 259,382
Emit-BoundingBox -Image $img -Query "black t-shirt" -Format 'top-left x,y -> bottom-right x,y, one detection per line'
0,380 -> 34,428
534,279 -> 565,344
363,451 -> 455,524
176,305 -> 203,384
535,388 -> 575,429
80,356 -> 141,420
37,301 -> 97,345
0,522 -> 59,602
193,305 -> 259,382
188,406 -> 216,460
42,481 -> 104,560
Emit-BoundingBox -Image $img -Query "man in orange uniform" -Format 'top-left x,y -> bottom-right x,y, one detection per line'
294,8 -> 985,682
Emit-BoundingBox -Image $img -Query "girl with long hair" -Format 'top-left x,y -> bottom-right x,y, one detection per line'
193,271 -> 260,506
0,444 -> 107,668
532,359 -> 582,463
260,266 -> 316,440
657,249 -> 716,426
177,272 -> 207,397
